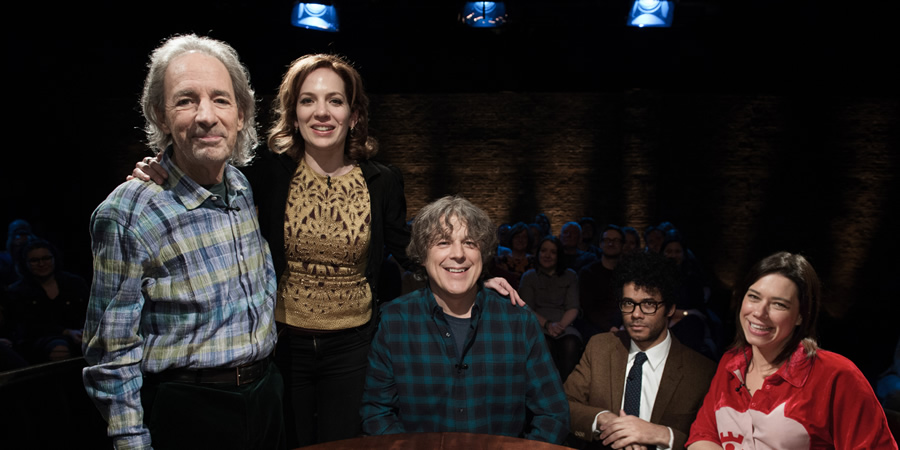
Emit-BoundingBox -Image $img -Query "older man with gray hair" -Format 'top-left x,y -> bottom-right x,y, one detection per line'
82,34 -> 283,449
360,195 -> 570,443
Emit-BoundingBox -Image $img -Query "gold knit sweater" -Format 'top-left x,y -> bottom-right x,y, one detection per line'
276,158 -> 372,330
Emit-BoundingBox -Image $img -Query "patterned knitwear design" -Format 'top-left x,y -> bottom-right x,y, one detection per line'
276,158 -> 372,330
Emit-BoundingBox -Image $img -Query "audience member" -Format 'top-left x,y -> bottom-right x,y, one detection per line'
535,213 -> 552,238
577,224 -> 625,337
559,222 -> 597,273
566,252 -> 715,450
644,225 -> 664,254
1,219 -> 34,287
519,236 -> 581,382
495,224 -> 513,259
494,222 -> 534,289
687,252 -> 896,449
660,232 -> 720,360
7,238 -> 87,363
579,217 -> 602,257
621,226 -> 641,255
361,196 -> 569,443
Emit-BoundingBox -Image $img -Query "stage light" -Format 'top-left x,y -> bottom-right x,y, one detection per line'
460,2 -> 507,28
627,0 -> 674,28
291,2 -> 340,32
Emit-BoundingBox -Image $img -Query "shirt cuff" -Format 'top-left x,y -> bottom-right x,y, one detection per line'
591,410 -> 610,439
655,426 -> 674,450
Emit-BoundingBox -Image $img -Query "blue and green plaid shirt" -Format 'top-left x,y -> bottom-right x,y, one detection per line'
361,287 -> 570,443
82,151 -> 277,448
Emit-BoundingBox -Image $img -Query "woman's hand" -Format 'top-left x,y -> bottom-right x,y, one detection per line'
547,321 -> 565,337
484,277 -> 524,307
127,155 -> 168,185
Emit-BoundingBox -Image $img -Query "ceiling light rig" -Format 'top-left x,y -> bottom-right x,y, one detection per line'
460,2 -> 508,28
291,2 -> 340,32
627,0 -> 674,28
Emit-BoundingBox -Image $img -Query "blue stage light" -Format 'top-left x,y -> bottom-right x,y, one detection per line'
291,2 -> 340,32
627,0 -> 674,28
460,2 -> 507,28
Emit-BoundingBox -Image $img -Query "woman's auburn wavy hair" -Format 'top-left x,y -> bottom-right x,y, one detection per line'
267,54 -> 377,161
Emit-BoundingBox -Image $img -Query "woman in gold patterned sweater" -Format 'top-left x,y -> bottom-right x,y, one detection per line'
247,54 -> 522,447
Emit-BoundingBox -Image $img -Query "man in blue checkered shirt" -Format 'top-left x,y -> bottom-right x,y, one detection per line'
360,196 -> 569,443
82,35 -> 283,449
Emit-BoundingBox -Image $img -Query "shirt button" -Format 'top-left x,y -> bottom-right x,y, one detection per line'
211,196 -> 218,200
445,332 -> 451,337
458,408 -> 464,413
239,255 -> 244,261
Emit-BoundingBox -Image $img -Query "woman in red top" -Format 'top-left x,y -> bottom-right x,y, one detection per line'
687,252 -> 896,449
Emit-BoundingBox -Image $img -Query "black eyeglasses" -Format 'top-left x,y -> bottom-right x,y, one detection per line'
27,255 -> 54,265
619,299 -> 663,314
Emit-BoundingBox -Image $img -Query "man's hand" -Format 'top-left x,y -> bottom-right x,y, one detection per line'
599,410 -> 669,449
484,277 -> 525,307
127,155 -> 168,184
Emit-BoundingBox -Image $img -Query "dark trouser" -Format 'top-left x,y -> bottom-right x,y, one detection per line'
141,361 -> 285,450
275,320 -> 375,448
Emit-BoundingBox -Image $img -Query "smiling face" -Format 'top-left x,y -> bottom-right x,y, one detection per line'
161,52 -> 243,183
26,247 -> 55,278
294,67 -> 358,155
425,215 -> 482,305
740,273 -> 803,359
622,282 -> 674,351
538,240 -> 558,272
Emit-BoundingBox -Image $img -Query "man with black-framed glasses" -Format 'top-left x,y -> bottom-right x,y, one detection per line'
564,252 -> 715,450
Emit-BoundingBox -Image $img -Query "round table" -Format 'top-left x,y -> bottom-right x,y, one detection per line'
298,432 -> 571,449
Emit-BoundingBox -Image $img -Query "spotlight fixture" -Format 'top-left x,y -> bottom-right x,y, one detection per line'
460,2 -> 507,28
627,0 -> 674,28
291,2 -> 340,32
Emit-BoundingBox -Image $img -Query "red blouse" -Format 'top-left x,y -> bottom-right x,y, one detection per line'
687,344 -> 897,449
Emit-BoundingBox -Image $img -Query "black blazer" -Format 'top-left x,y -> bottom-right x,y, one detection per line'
240,147 -> 412,302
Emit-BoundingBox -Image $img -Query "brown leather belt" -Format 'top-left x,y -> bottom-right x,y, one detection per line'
150,355 -> 270,386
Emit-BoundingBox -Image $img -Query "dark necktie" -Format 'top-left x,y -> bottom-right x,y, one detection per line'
623,352 -> 648,416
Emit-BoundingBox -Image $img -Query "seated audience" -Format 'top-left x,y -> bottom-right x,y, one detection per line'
6,238 -> 87,363
566,251 -> 715,449
494,221 -> 534,289
1,219 -> 34,288
687,252 -> 897,449
361,196 -> 570,443
661,233 -> 720,360
519,236 -> 581,382
559,222 -> 597,273
621,226 -> 641,255
644,225 -> 664,254
579,217 -> 602,257
577,225 -> 625,338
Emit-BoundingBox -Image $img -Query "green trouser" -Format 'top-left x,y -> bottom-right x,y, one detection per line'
141,362 -> 286,449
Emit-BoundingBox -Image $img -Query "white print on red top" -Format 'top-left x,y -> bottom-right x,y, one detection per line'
715,403 -> 810,450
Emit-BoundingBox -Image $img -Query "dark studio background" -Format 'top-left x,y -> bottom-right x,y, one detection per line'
3,0 -> 899,387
